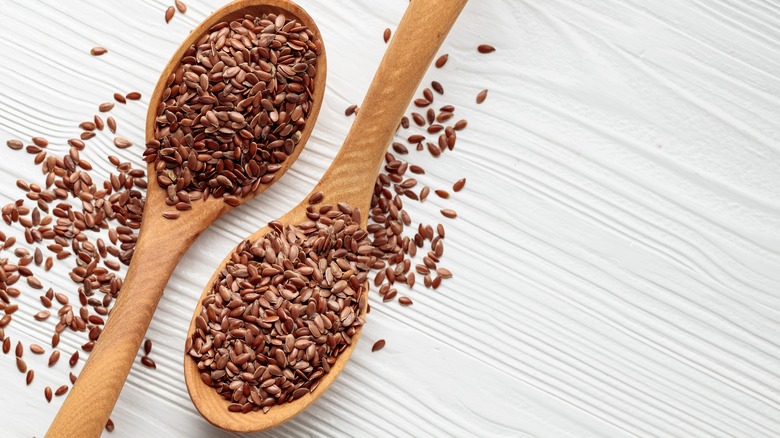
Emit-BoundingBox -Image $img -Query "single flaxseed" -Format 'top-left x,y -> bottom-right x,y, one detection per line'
6,139 -> 23,150
308,192 -> 324,204
69,351 -> 79,367
162,210 -> 180,220
165,6 -> 175,22
372,339 -> 386,352
435,189 -> 450,199
476,89 -> 488,104
48,350 -> 60,366
55,385 -> 69,396
478,44 -> 496,53
113,137 -> 132,148
141,356 -> 156,369
383,28 -> 391,43
90,47 -> 108,56
441,208 -> 457,219
435,54 -> 448,68
175,0 -> 187,13
107,116 -> 117,133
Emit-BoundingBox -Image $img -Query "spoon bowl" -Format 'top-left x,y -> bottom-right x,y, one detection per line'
184,0 -> 466,432
46,1 -> 325,437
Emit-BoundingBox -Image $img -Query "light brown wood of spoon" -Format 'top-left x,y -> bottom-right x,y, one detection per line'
184,0 -> 467,432
46,1 -> 326,437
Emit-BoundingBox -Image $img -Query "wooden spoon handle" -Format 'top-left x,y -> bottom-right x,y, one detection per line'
45,188 -> 220,438
313,0 -> 468,216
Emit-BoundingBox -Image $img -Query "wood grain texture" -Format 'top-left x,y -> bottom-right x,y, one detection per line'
0,0 -> 778,437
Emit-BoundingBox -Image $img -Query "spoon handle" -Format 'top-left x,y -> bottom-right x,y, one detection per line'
45,186 -> 222,438
311,0 -> 468,217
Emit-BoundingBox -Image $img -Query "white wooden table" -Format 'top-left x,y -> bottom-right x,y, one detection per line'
1,0 -> 778,436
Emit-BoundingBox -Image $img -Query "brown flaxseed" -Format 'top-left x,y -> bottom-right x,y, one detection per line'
435,54 -> 448,68
165,6 -> 175,23
371,339 -> 386,352
141,356 -> 156,369
441,209 -> 457,219
476,89 -> 488,104
478,44 -> 496,53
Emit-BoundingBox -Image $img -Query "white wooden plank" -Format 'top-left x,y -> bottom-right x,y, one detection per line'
0,0 -> 778,436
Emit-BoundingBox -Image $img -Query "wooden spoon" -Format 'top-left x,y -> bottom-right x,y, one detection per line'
46,1 -> 325,437
184,0 -> 467,432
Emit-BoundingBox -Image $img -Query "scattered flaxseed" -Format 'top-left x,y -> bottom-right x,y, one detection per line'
371,340 -> 386,352
435,189 -> 450,199
165,6 -> 175,23
478,44 -> 496,53
476,89 -> 488,104
69,351 -> 79,367
453,178 -> 466,192
440,209 -> 457,219
141,356 -> 156,369
113,137 -> 132,148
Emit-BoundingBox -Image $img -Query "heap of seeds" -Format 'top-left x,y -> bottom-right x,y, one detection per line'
187,201 -> 372,413
145,13 -> 320,212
